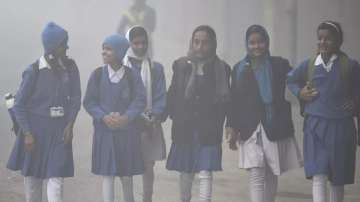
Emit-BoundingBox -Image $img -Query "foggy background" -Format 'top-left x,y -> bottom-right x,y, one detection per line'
0,0 -> 359,201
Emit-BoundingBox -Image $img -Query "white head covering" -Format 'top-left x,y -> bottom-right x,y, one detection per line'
123,25 -> 153,111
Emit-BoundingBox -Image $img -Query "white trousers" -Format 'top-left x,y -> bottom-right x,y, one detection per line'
142,161 -> 155,202
103,176 -> 134,202
179,171 -> 213,202
24,177 -> 64,202
248,165 -> 278,202
312,175 -> 344,202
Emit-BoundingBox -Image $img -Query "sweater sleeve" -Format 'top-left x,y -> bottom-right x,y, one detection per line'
150,63 -> 167,120
83,70 -> 107,122
226,62 -> 240,129
286,60 -> 307,98
66,61 -> 81,123
13,66 -> 37,134
124,69 -> 146,121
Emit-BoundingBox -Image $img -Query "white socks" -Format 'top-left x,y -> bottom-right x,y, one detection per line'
312,175 -> 344,202
249,166 -> 278,202
102,176 -> 134,202
47,178 -> 64,202
24,177 -> 64,202
179,171 -> 213,202
199,171 -> 213,202
103,176 -> 115,202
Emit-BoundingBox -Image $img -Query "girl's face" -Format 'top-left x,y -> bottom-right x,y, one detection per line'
247,32 -> 267,58
52,45 -> 68,59
102,44 -> 116,65
130,35 -> 148,57
317,29 -> 338,56
192,30 -> 213,60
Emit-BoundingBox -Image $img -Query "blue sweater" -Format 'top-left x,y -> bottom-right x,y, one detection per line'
13,59 -> 81,134
287,57 -> 360,119
129,60 -> 166,120
83,66 -> 146,125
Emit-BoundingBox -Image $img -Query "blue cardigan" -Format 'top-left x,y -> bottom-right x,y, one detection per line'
129,60 -> 166,120
287,57 -> 360,119
83,66 -> 146,124
13,58 -> 81,134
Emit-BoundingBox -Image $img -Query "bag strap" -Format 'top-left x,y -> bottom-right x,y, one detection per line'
26,60 -> 40,101
306,57 -> 317,85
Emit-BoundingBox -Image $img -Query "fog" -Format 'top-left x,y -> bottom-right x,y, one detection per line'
0,0 -> 359,201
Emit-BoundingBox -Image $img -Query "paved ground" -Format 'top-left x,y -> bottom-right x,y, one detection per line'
0,105 -> 359,202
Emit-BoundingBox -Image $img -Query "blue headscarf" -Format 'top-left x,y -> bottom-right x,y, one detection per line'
103,34 -> 129,64
41,22 -> 68,55
245,25 -> 273,122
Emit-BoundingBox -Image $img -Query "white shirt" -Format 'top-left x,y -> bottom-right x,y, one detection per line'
107,65 -> 125,83
314,54 -> 338,72
39,55 -> 66,70
196,62 -> 205,76
39,56 -> 50,69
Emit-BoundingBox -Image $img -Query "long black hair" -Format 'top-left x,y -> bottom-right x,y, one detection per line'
189,25 -> 217,57
128,26 -> 148,43
245,24 -> 270,51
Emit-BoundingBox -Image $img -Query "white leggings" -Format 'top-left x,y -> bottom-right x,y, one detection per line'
312,175 -> 344,202
142,161 -> 155,202
248,166 -> 278,202
179,171 -> 213,202
24,177 -> 64,202
103,176 -> 134,202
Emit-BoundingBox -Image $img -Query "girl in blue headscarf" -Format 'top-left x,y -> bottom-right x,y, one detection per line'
83,34 -> 146,202
227,25 -> 302,202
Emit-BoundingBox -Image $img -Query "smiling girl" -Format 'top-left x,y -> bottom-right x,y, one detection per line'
287,21 -> 360,202
227,24 -> 302,202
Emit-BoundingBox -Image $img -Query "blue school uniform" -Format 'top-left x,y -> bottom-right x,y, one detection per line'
287,55 -> 360,185
83,66 -> 146,177
130,60 -> 167,121
7,57 -> 81,178
129,60 -> 167,161
166,135 -> 222,173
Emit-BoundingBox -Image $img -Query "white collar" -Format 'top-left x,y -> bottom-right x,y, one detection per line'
314,54 -> 338,72
39,56 -> 50,69
107,65 -> 125,83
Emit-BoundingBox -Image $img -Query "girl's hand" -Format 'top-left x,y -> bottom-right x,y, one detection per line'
24,132 -> 35,152
342,99 -> 356,112
299,82 -> 319,102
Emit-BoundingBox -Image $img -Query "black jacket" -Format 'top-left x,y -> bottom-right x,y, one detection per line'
167,57 -> 231,145
228,56 -> 294,141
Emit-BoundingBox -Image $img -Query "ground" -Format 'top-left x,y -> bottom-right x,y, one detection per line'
1,105 -> 359,202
